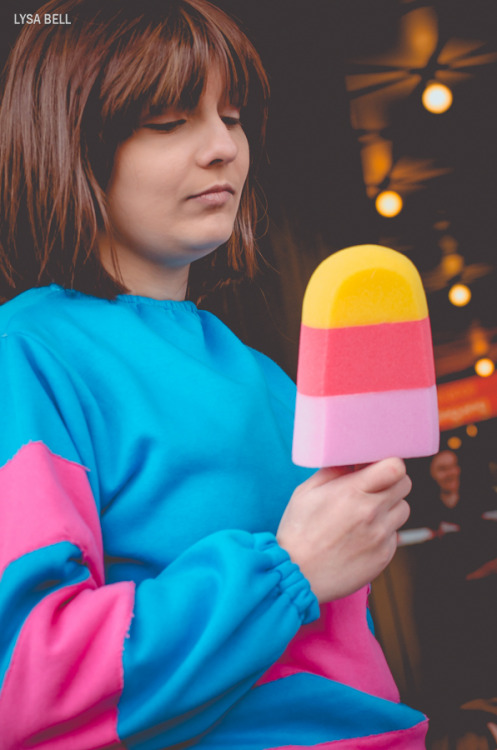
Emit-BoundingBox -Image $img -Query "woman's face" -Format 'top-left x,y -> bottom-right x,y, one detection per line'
430,450 -> 461,493
100,69 -> 250,299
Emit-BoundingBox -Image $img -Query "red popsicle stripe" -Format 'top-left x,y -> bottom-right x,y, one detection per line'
296,317 -> 435,397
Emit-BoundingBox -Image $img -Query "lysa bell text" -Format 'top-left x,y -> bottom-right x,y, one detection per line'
14,13 -> 71,24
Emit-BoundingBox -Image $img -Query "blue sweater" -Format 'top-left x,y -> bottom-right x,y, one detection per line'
0,285 -> 427,749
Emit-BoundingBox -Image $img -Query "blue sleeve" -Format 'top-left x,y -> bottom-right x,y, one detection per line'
119,529 -> 318,747
0,330 -> 319,750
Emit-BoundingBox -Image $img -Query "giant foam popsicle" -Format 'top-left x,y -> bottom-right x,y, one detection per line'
293,244 -> 440,467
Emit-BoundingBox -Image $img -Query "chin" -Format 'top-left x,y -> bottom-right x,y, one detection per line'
201,213 -> 236,240
193,232 -> 234,258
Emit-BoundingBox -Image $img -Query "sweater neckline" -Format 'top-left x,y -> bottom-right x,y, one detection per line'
47,284 -> 199,314
114,293 -> 198,313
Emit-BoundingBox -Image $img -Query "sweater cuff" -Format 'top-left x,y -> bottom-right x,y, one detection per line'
253,532 -> 320,625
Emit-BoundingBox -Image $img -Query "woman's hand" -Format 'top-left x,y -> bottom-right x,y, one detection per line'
276,458 -> 411,603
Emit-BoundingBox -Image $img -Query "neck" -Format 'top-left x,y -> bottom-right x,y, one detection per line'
123,267 -> 190,301
99,235 -> 190,301
440,490 -> 460,508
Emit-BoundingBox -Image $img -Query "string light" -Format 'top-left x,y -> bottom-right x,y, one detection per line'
447,436 -> 462,450
475,358 -> 495,377
448,283 -> 471,307
375,190 -> 403,218
422,83 -> 453,114
466,424 -> 478,438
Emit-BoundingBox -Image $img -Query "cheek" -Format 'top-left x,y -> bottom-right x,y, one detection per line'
108,164 -> 168,222
238,133 -> 250,180
106,150 -> 141,213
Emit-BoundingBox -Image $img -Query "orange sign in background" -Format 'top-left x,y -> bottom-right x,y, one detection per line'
437,373 -> 497,431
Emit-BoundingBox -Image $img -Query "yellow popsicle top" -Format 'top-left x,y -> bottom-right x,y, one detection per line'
302,244 -> 429,328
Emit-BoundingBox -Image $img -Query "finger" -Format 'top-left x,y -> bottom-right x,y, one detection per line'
389,498 -> 411,531
368,476 -> 412,519
354,457 -> 407,494
377,532 -> 399,575
306,465 -> 353,489
389,474 -> 413,503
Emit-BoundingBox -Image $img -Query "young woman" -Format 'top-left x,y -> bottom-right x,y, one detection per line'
0,0 -> 427,747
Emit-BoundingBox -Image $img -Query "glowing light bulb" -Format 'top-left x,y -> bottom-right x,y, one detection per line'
447,436 -> 462,450
422,83 -> 453,114
475,358 -> 495,377
466,424 -> 478,438
375,190 -> 403,218
448,284 -> 471,307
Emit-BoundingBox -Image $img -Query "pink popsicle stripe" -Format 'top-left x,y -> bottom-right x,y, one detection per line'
0,441 -> 135,748
297,318 -> 435,397
293,386 -> 440,468
257,586 -> 399,703
264,719 -> 429,749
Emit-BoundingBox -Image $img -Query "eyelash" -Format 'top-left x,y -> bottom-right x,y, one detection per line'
222,117 -> 242,128
144,120 -> 186,133
144,117 -> 242,133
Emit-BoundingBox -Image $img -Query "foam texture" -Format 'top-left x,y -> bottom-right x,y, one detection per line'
297,318 -> 435,396
293,245 -> 439,467
302,245 -> 428,329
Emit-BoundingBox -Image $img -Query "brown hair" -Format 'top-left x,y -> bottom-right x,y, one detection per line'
0,0 -> 269,302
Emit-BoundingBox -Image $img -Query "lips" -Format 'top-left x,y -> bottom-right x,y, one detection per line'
189,183 -> 235,207
190,183 -> 235,199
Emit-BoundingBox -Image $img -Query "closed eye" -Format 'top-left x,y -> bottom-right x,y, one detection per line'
222,116 -> 243,128
143,119 -> 186,133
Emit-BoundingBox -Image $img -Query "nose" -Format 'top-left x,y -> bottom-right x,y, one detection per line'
196,116 -> 239,167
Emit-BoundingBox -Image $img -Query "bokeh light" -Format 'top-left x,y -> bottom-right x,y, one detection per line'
422,83 -> 453,114
448,283 -> 471,307
375,190 -> 403,218
447,436 -> 462,450
466,424 -> 478,438
475,358 -> 495,377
